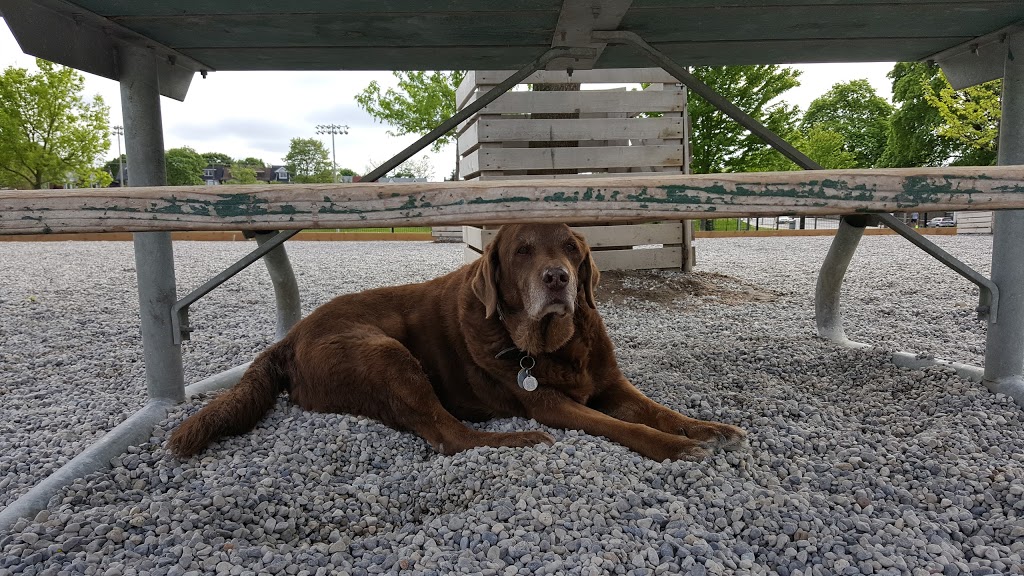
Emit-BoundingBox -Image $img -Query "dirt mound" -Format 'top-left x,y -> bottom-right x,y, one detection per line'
594,269 -> 778,308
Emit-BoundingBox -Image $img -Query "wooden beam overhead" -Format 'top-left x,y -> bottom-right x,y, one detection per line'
549,0 -> 633,70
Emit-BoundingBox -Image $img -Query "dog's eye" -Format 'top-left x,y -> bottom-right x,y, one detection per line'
565,242 -> 579,253
516,245 -> 532,255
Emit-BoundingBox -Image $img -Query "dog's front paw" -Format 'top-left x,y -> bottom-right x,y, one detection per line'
681,421 -> 748,452
642,435 -> 712,462
516,430 -> 556,447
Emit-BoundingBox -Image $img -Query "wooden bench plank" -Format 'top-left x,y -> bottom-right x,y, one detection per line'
466,145 -> 684,175
473,68 -> 681,86
2,167 -> 1023,235
463,118 -> 686,149
464,223 -> 683,250
478,90 -> 684,115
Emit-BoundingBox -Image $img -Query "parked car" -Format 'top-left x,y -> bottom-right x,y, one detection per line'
927,217 -> 956,227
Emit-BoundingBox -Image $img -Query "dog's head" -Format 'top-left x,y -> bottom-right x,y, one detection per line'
471,223 -> 599,324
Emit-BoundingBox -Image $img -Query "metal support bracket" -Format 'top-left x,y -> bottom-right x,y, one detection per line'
599,28 -> 1004,359
171,229 -> 299,344
592,30 -> 824,172
874,213 -> 999,322
169,45 -> 595,344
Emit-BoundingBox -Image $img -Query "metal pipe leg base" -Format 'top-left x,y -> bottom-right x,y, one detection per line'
983,376 -> 1024,406
0,400 -> 173,536
815,217 -> 869,347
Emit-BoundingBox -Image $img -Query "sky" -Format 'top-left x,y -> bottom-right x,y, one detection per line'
1,18 -> 895,181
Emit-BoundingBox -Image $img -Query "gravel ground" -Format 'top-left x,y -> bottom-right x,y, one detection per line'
1,234 -> 1022,576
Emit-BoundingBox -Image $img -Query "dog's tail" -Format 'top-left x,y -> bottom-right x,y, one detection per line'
167,341 -> 292,457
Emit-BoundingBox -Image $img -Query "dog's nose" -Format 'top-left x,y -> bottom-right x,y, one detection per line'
543,267 -> 569,291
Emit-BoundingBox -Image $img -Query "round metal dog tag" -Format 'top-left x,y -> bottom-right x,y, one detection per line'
517,368 -> 538,391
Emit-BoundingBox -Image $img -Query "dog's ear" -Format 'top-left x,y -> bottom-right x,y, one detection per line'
573,231 -> 600,309
471,236 -> 501,318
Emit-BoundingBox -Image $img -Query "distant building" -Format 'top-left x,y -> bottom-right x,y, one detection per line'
202,164 -> 232,186
110,165 -> 127,187
256,165 -> 291,183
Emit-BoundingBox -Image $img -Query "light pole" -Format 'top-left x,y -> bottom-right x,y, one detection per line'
112,125 -> 125,186
315,123 -> 348,182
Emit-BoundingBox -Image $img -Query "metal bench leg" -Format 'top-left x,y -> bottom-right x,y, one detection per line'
815,216 -> 870,348
983,34 -> 1024,404
0,44 -> 186,535
253,231 -> 302,340
122,44 -> 186,403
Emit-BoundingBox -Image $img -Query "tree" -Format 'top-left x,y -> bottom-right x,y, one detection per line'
104,154 -> 127,181
365,155 -> 434,180
801,79 -> 893,168
926,79 -> 1001,166
688,65 -> 803,174
236,156 -> 266,168
284,137 -> 332,183
165,147 -> 206,186
878,63 -> 952,168
0,59 -> 111,189
225,166 -> 258,185
796,127 -> 859,170
392,156 -> 434,180
202,151 -> 233,166
878,62 -> 1000,168
355,71 -> 466,152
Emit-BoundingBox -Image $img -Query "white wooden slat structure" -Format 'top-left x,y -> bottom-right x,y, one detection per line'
456,68 -> 695,271
464,223 -> 685,271
955,211 -> 994,234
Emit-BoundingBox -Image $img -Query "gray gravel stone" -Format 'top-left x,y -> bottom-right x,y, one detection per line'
1,236 -> 1022,575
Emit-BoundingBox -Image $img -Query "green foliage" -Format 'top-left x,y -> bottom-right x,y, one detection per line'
878,63 -> 951,167
164,147 -> 206,186
878,62 -> 999,167
797,127 -> 858,170
202,151 -> 233,166
338,168 -> 356,177
392,156 -> 433,180
688,65 -> 802,174
355,71 -> 466,152
926,80 -> 1001,165
801,79 -> 893,167
284,137 -> 333,183
104,155 -> 127,179
0,59 -> 111,189
235,156 -> 266,168
225,166 -> 258,185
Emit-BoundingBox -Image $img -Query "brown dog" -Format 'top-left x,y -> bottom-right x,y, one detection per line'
168,223 -> 746,460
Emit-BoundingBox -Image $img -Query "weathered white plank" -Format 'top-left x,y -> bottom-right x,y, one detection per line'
479,90 -> 683,115
473,68 -> 680,86
572,223 -> 683,247
464,223 -> 682,250
590,247 -> 683,271
456,70 -> 480,110
468,145 -> 684,174
476,117 -> 685,144
953,210 -> 992,234
463,237 -> 682,271
3,167 -> 1024,235
462,225 -> 491,249
474,170 -> 680,181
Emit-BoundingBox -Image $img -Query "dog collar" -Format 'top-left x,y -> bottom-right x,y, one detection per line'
493,305 -> 538,391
